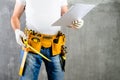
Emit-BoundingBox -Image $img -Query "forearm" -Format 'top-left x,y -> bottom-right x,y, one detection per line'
61,5 -> 68,16
11,2 -> 25,31
11,16 -> 20,31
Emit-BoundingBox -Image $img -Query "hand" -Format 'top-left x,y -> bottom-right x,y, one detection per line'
68,19 -> 84,29
15,29 -> 26,46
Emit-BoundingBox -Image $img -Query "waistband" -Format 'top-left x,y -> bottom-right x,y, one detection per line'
24,27 -> 58,38
26,25 -> 61,35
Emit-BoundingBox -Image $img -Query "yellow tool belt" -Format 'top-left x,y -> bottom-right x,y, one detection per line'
23,28 -> 66,56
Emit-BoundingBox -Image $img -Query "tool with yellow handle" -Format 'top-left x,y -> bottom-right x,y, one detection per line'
19,50 -> 28,76
19,39 -> 28,76
19,38 -> 51,76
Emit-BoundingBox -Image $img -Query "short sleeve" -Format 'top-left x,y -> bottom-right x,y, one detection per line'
61,0 -> 68,7
16,0 -> 26,5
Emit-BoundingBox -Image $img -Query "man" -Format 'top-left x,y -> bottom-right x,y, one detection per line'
11,0 -> 84,80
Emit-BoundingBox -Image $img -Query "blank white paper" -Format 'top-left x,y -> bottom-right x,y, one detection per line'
52,3 -> 96,27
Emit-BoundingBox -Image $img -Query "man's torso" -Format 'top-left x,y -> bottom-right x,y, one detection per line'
17,0 -> 67,34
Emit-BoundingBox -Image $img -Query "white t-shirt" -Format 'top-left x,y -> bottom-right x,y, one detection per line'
16,0 -> 68,35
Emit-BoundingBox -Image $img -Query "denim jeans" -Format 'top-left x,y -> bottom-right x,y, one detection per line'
20,47 -> 64,80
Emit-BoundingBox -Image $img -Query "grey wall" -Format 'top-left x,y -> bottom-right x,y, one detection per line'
0,0 -> 120,80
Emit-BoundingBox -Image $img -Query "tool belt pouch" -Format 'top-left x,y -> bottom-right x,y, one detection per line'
52,33 -> 66,56
27,35 -> 41,53
41,37 -> 52,48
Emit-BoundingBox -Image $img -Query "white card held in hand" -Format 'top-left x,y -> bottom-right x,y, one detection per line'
52,3 -> 96,27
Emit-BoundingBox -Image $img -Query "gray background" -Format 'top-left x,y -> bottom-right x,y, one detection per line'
0,0 -> 120,80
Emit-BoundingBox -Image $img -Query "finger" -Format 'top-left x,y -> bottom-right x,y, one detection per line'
20,32 -> 27,39
19,40 -> 24,46
16,37 -> 24,46
68,25 -> 78,29
72,20 -> 80,26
